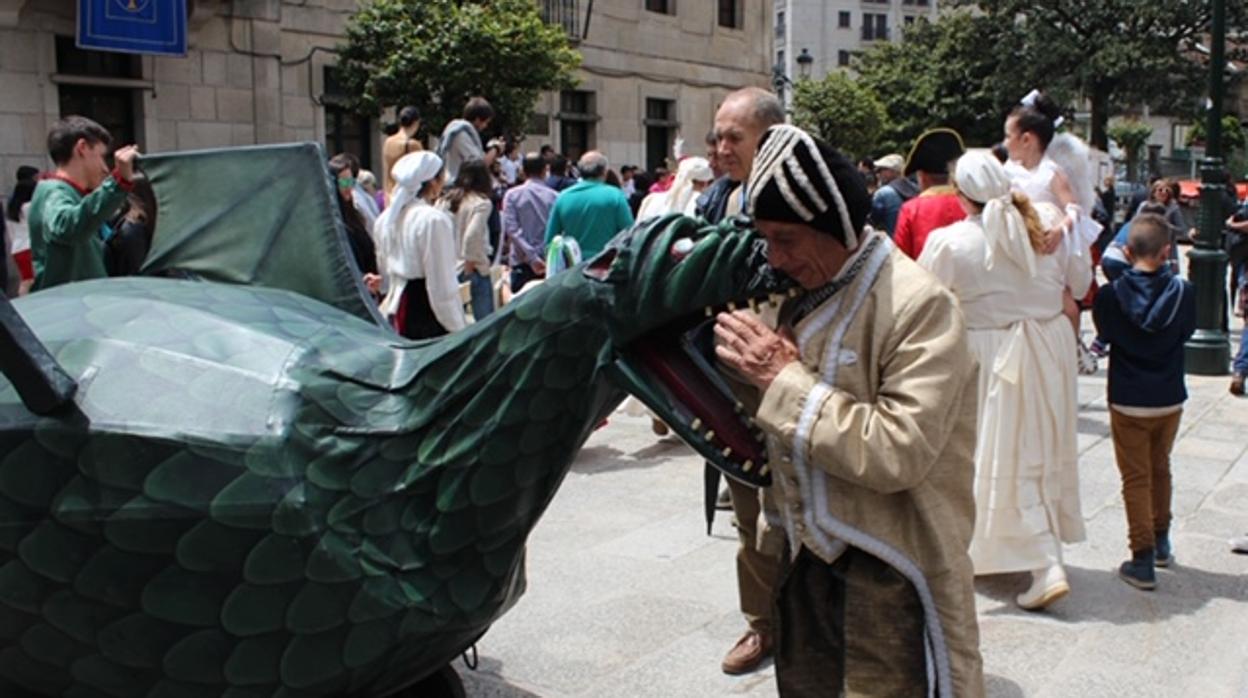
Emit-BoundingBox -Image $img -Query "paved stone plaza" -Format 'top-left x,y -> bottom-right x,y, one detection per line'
457,325 -> 1248,698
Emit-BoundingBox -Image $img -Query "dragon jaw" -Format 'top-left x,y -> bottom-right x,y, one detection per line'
590,213 -> 795,487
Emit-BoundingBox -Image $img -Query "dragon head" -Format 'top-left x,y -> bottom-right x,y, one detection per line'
586,212 -> 795,487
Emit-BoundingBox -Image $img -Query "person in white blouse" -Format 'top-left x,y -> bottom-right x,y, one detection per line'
373,151 -> 466,339
919,150 -> 1092,611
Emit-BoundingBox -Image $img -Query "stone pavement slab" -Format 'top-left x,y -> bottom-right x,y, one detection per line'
456,336 -> 1248,697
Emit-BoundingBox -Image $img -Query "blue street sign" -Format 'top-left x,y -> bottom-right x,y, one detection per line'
77,0 -> 187,57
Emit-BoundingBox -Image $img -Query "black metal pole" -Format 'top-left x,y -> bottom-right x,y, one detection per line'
1185,0 -> 1231,375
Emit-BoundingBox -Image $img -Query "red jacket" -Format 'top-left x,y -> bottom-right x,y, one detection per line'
893,187 -> 966,260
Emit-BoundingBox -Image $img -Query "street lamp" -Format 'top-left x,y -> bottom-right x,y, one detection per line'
796,48 -> 814,79
772,47 -> 814,103
1186,0 -> 1231,375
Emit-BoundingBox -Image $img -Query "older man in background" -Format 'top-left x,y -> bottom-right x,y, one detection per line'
544,151 -> 634,259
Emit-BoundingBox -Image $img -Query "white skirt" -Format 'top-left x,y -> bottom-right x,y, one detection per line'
967,315 -> 1086,575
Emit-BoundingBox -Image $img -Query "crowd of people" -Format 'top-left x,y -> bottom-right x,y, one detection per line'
3,86 -> 1248,697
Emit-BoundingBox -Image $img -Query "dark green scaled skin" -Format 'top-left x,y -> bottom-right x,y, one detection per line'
0,213 -> 771,697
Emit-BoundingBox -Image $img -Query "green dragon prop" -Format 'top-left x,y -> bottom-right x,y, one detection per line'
0,144 -> 791,697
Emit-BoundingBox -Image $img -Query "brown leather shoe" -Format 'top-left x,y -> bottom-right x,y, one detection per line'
1231,373 -> 1245,397
721,629 -> 772,675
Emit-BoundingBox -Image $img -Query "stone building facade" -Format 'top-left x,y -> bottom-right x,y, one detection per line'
531,0 -> 773,172
0,0 -> 772,194
0,0 -> 367,194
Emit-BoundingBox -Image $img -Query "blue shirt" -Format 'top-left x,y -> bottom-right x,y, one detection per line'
545,180 -> 635,259
501,179 -> 558,265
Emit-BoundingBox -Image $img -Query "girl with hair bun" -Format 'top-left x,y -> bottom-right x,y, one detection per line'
919,149 -> 1092,612
1003,90 -> 1103,375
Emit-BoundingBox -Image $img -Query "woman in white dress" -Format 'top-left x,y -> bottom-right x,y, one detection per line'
373,151 -> 467,339
919,150 -> 1092,611
1003,91 -> 1101,374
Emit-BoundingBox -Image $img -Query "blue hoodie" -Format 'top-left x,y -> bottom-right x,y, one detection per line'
1093,267 -> 1196,408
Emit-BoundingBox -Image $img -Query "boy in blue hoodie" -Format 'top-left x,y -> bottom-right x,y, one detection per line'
1093,213 -> 1197,590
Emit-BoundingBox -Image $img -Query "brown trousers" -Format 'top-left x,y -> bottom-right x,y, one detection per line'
1110,408 -> 1182,552
727,476 -> 781,635
774,547 -> 929,697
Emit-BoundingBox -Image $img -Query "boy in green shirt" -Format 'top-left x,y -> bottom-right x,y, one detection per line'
28,116 -> 139,291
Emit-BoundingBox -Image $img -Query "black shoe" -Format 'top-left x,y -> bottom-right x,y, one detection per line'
1155,531 -> 1173,568
1119,549 -> 1156,590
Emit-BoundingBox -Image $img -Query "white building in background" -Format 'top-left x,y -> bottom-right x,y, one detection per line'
772,0 -> 940,101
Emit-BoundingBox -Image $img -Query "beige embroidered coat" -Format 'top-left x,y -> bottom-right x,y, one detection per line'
752,241 -> 985,697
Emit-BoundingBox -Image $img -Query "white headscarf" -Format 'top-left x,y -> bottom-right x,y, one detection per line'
637,156 -> 715,220
955,149 -> 1037,277
375,151 -> 444,247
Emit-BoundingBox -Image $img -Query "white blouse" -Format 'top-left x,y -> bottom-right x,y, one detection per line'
376,199 -> 466,333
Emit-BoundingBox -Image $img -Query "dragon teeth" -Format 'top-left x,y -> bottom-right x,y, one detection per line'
722,446 -> 733,458
742,459 -> 754,472
760,464 -> 770,476
705,306 -> 713,317
690,418 -> 703,431
727,301 -> 736,311
788,288 -> 800,298
704,430 -> 715,441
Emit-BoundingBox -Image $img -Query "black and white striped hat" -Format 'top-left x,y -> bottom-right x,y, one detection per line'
746,124 -> 872,249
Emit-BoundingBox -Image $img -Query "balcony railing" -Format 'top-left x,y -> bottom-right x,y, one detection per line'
541,0 -> 581,43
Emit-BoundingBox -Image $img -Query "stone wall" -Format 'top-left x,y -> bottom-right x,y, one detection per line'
0,0 -> 357,194
0,0 -> 773,193
526,0 -> 772,168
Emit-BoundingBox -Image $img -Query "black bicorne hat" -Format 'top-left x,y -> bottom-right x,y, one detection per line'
904,128 -> 966,177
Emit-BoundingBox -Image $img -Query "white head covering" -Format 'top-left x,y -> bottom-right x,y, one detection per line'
376,151 -> 443,247
955,149 -> 1036,277
660,156 -> 714,216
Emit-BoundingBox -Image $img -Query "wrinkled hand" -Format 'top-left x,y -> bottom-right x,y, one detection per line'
362,273 -> 381,294
114,145 -> 140,181
714,310 -> 800,390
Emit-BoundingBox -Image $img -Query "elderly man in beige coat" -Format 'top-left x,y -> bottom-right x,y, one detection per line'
714,124 -> 984,697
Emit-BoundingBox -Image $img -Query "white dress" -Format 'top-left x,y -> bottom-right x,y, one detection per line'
1006,155 -> 1101,254
919,215 -> 1091,574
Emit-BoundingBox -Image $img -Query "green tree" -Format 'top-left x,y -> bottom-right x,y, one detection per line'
791,71 -> 889,159
854,11 -> 1040,154
962,0 -> 1248,151
334,0 -> 581,139
1186,115 -> 1248,155
1106,119 -> 1153,183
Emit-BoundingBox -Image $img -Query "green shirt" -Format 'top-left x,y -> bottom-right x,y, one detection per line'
544,180 -> 634,259
29,176 -> 127,291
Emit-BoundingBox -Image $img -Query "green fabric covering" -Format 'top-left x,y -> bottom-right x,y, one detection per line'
0,194 -> 785,696
139,142 -> 386,327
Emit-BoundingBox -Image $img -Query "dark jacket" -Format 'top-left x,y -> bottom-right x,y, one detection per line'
694,176 -> 740,225
1093,267 -> 1196,408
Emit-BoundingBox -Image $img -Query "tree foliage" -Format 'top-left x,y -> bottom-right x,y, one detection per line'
1187,115 -> 1247,155
334,0 -> 581,139
791,71 -> 889,160
959,0 -> 1248,150
1107,119 -> 1153,182
854,11 -> 1041,154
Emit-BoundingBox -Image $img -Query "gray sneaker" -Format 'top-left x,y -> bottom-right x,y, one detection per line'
1230,534 -> 1248,554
